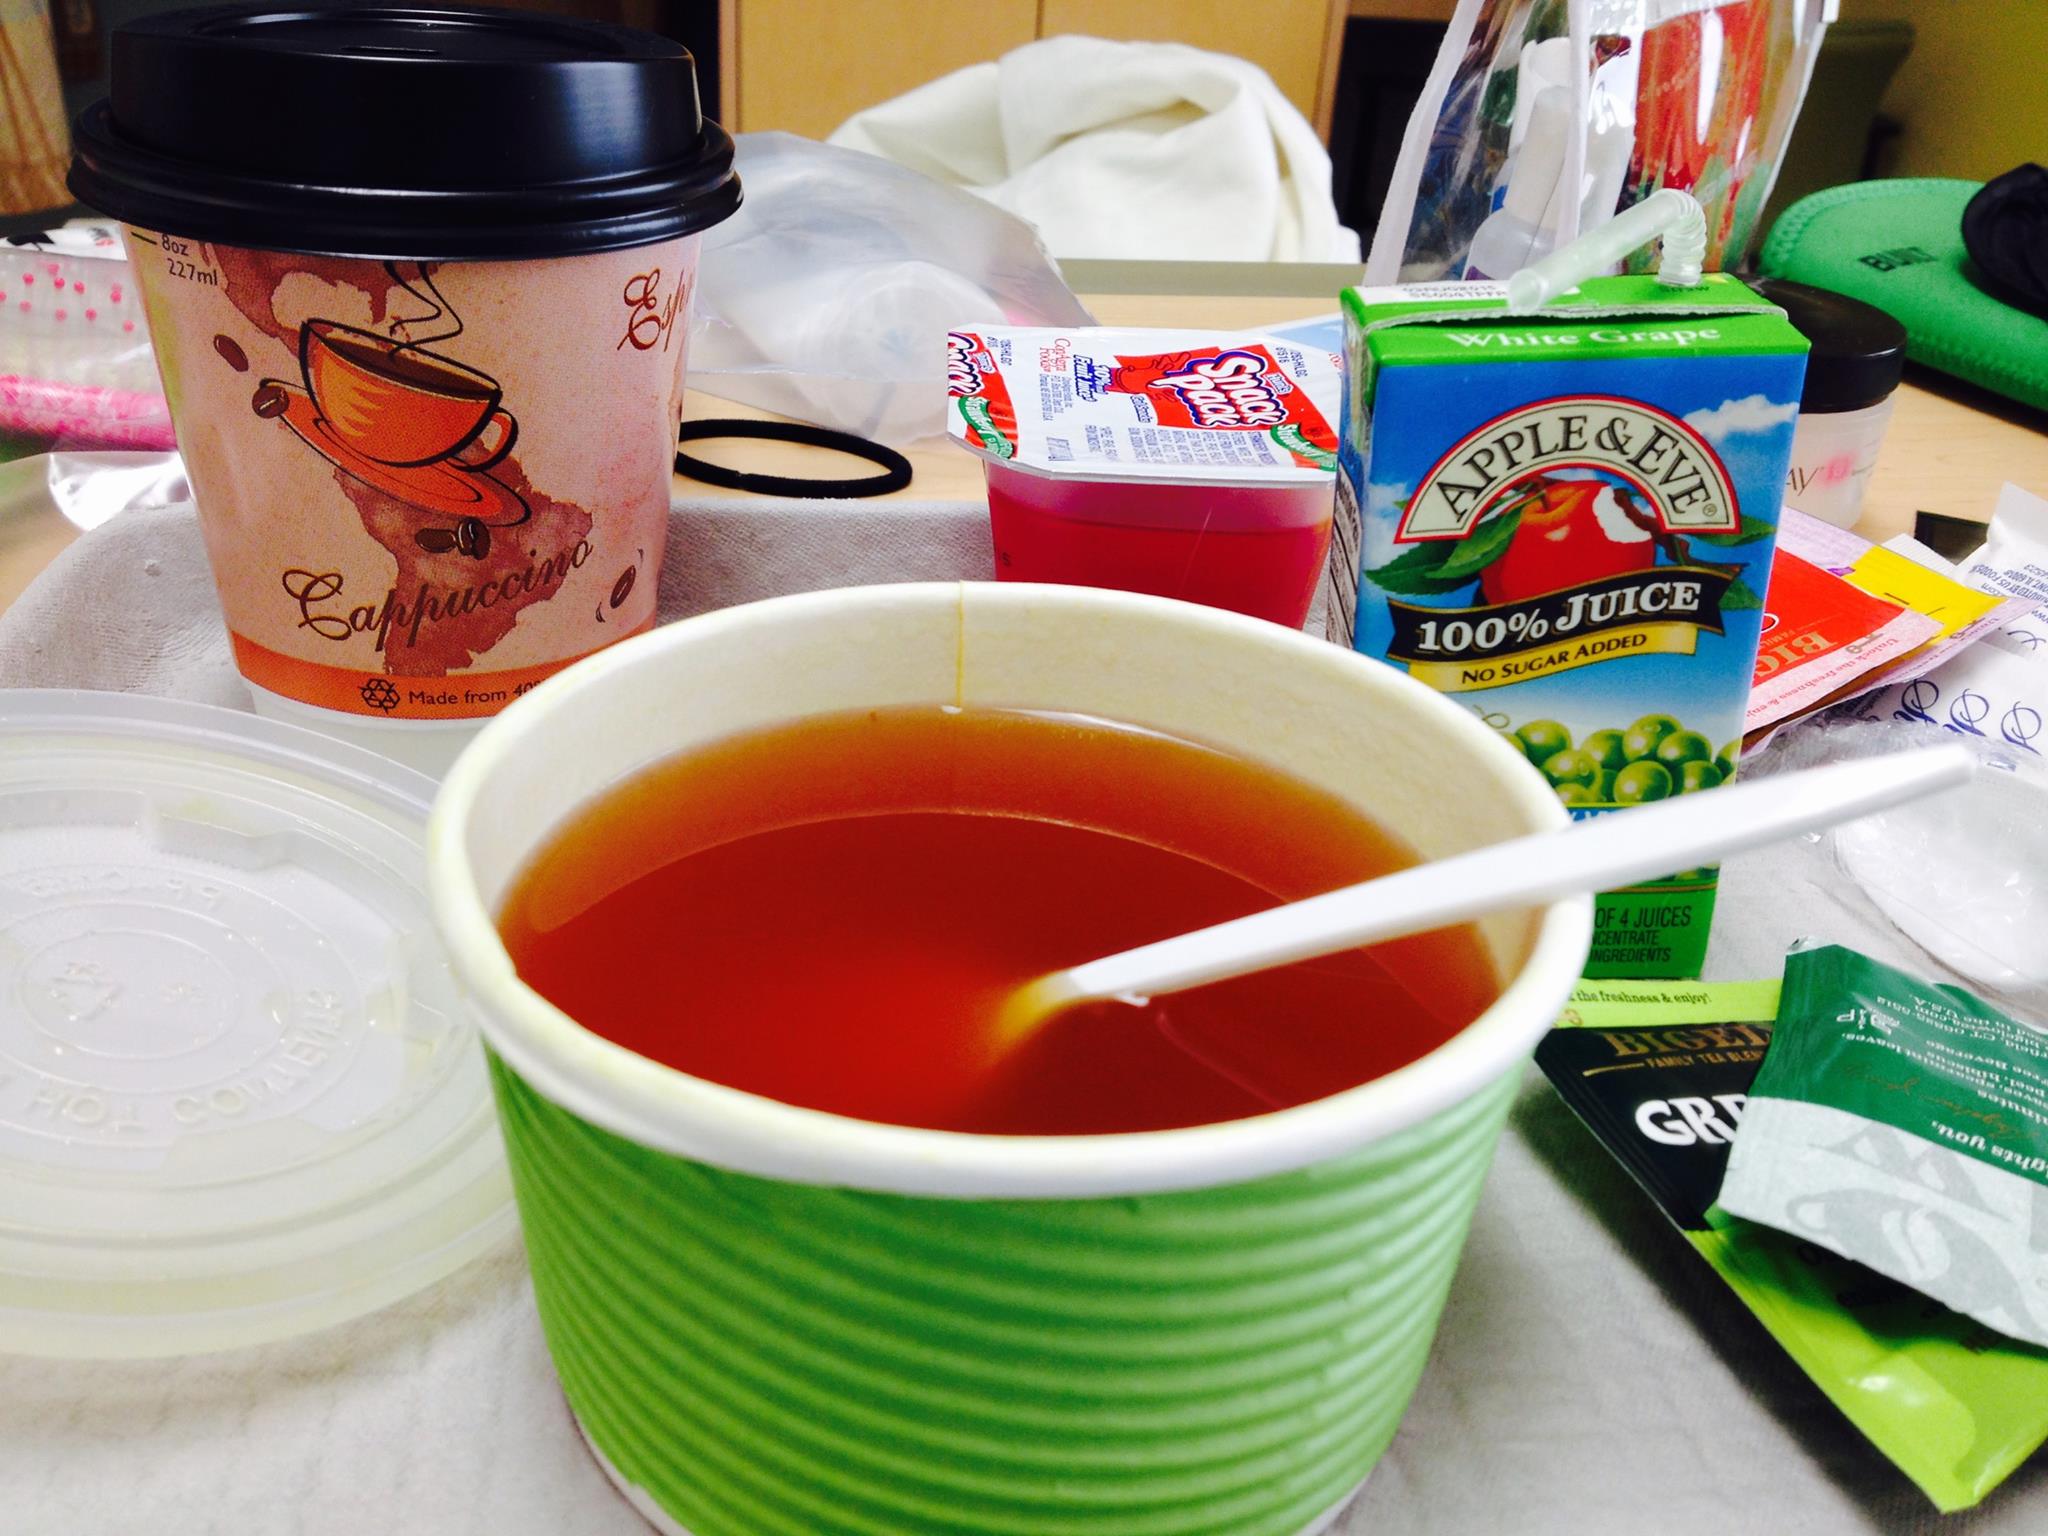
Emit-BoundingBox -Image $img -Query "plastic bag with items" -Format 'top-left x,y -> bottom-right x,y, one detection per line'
689,133 -> 1093,445
1365,0 -> 1832,284
1747,714 -> 2048,1015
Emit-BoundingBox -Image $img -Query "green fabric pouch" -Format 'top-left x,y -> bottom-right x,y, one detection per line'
1760,178 -> 2048,413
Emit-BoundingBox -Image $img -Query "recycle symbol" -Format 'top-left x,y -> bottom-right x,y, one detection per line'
360,677 -> 401,713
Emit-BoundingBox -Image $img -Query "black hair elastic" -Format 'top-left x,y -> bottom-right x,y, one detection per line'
676,418 -> 913,499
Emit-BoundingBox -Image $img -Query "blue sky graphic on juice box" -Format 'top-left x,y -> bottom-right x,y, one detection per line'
1350,354 -> 1800,753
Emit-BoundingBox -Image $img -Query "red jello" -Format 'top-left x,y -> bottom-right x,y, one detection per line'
948,328 -> 1341,627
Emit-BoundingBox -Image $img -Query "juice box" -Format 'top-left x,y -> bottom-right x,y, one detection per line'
1331,275 -> 1808,977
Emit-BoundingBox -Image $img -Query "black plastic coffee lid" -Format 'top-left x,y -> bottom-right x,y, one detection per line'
69,3 -> 739,261
1752,277 -> 1908,414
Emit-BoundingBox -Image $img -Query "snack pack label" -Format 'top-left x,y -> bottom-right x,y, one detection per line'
945,327 -> 1341,484
946,329 -> 1017,460
128,233 -> 695,719
1336,276 -> 1808,977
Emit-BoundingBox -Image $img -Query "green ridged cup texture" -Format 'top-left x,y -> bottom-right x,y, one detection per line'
489,1053 -> 1519,1536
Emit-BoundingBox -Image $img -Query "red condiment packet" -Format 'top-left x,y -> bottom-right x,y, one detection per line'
1744,547 -> 1943,737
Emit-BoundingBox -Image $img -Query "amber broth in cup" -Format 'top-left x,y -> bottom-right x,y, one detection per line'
497,707 -> 1499,1134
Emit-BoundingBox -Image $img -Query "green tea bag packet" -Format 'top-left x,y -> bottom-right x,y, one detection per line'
1719,945 -> 2048,1350
1538,979 -> 2048,1512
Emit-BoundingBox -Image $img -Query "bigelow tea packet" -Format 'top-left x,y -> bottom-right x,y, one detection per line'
1721,945 -> 2048,1351
1537,980 -> 2048,1512
1334,275 -> 1807,977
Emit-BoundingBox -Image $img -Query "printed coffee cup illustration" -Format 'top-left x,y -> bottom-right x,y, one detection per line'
301,319 -> 513,470
69,4 -> 739,770
245,267 -> 531,561
303,318 -> 514,462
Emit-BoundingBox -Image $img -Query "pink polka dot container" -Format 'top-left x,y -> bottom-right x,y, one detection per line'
0,223 -> 173,450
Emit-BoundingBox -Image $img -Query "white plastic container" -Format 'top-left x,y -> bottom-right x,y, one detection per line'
1755,277 -> 1909,530
1782,395 -> 1900,529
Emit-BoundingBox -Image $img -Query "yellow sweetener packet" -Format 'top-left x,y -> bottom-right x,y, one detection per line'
1837,542 -> 2005,645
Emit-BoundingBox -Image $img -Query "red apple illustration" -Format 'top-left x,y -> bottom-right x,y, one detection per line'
1479,478 -> 1660,605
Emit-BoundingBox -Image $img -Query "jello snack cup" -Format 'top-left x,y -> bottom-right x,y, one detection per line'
948,329 -> 1342,627
69,5 -> 739,772
1334,275 -> 1807,978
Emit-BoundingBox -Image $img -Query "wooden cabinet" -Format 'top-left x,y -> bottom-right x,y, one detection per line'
1034,1 -> 1347,133
723,0 -> 1351,140
728,0 -> 1035,141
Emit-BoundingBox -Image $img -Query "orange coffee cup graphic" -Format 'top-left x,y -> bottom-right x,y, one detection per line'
248,281 -> 535,561
300,320 -> 517,470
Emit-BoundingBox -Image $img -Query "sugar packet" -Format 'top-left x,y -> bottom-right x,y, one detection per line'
1720,945 -> 2048,1351
1851,520 -> 2048,759
1741,508 -> 2036,751
1778,508 -> 2033,694
1963,483 -> 2048,606
1856,635 -> 2048,758
1537,978 -> 2048,1512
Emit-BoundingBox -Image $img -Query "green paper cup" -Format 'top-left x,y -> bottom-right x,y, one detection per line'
428,583 -> 1592,1536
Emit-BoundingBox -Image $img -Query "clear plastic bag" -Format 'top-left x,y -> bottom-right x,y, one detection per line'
688,133 -> 1093,445
0,222 -> 174,453
1741,715 -> 2048,1017
1365,0 -> 1832,285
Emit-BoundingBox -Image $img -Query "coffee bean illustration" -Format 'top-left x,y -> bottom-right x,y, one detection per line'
454,517 -> 490,559
415,527 -> 456,553
251,383 -> 288,418
213,334 -> 248,372
609,565 -> 636,609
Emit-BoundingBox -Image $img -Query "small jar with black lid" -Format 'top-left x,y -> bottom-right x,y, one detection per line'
1752,277 -> 1909,530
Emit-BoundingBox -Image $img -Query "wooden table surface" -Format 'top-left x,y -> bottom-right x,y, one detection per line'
4,290 -> 2046,612
670,291 -> 2048,551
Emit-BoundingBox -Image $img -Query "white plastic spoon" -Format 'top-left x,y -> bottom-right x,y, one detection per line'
998,745 -> 1975,1041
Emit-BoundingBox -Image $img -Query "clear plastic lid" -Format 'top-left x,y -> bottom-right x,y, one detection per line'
0,691 -> 512,1357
